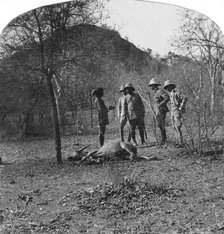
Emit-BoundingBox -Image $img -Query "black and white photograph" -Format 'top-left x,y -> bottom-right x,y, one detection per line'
0,0 -> 224,233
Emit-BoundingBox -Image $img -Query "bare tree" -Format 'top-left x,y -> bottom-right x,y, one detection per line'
172,10 -> 224,113
0,0 -> 104,163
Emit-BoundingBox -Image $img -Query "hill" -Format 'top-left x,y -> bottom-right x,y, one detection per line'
0,24 -> 154,137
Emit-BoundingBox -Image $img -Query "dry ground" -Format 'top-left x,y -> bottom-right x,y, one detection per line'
0,134 -> 224,234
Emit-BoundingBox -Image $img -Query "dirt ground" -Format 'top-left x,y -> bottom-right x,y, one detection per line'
0,134 -> 224,234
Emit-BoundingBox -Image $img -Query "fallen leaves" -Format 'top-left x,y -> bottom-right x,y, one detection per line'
73,177 -> 184,218
1,135 -> 224,233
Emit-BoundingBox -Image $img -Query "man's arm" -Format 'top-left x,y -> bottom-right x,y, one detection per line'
178,92 -> 187,110
136,93 -> 145,116
158,89 -> 170,107
123,96 -> 129,120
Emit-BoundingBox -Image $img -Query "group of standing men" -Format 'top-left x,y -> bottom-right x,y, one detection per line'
147,78 -> 187,147
92,78 -> 187,148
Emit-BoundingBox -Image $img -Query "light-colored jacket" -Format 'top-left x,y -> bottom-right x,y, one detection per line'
124,92 -> 145,120
118,95 -> 126,119
169,89 -> 187,113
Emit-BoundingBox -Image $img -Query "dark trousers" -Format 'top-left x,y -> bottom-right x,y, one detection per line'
156,113 -> 167,144
128,118 -> 145,144
99,124 -> 106,147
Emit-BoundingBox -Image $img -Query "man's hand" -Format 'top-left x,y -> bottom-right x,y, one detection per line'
120,116 -> 126,124
179,107 -> 186,114
109,105 -> 115,111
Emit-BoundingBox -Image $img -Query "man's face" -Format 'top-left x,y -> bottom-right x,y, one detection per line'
149,84 -> 157,91
165,86 -> 173,92
96,89 -> 103,97
121,90 -> 126,95
126,88 -> 133,94
100,90 -> 104,97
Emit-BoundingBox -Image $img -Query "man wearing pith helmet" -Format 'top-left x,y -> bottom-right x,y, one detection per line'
118,85 -> 131,142
148,78 -> 169,147
163,80 -> 187,147
123,82 -> 145,147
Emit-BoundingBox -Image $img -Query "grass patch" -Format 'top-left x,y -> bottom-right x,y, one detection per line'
73,176 -> 184,218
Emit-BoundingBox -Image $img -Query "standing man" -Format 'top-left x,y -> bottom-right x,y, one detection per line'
92,87 -> 114,147
118,85 -> 131,142
124,83 -> 145,146
148,78 -> 169,146
164,80 -> 187,147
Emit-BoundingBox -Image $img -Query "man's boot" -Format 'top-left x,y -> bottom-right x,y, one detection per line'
120,128 -> 124,142
139,128 -> 145,145
99,135 -> 104,147
158,127 -> 166,148
132,132 -> 138,146
161,128 -> 167,145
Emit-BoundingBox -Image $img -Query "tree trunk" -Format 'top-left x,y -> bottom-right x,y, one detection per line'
46,73 -> 62,164
90,90 -> 93,128
210,78 -> 215,113
222,70 -> 224,110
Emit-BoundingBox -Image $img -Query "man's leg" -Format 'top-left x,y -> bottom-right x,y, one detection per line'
156,114 -> 166,146
161,114 -> 167,144
173,113 -> 183,147
99,124 -> 106,147
171,114 -> 178,145
159,125 -> 166,146
175,113 -> 183,146
127,119 -> 132,143
139,127 -> 145,145
177,126 -> 183,145
127,129 -> 132,142
129,119 -> 137,145
120,121 -> 125,142
137,118 -> 145,145
120,117 -> 127,142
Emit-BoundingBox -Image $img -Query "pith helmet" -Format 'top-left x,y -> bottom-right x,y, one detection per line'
91,87 -> 104,95
91,89 -> 97,95
124,82 -> 135,91
120,85 -> 125,92
163,80 -> 176,89
148,78 -> 161,87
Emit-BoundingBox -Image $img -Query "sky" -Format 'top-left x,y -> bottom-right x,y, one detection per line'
104,0 -> 182,55
0,0 -> 223,56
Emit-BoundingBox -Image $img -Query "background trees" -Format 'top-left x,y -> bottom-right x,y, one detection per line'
166,11 -> 224,148
0,0 -> 153,162
0,0 -> 105,163
0,4 -> 223,160
172,10 -> 224,113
